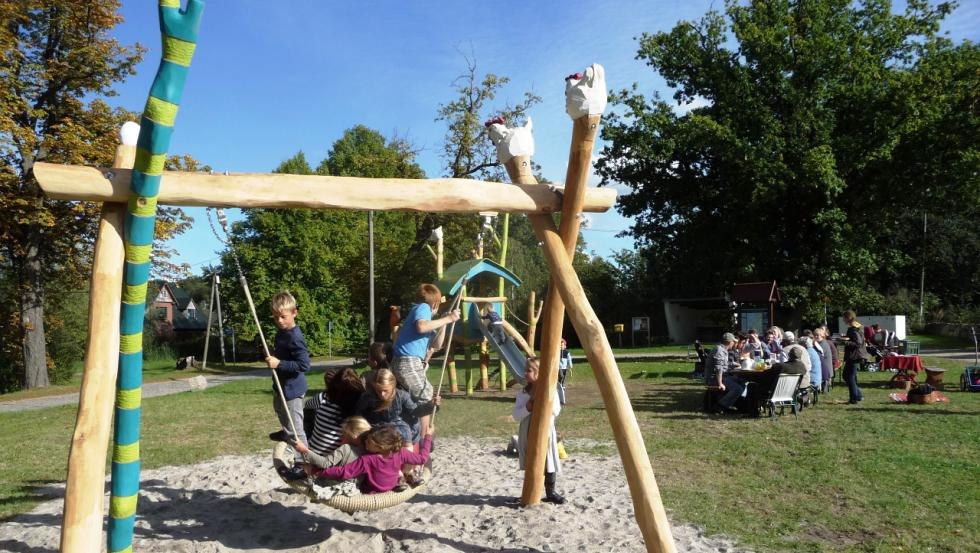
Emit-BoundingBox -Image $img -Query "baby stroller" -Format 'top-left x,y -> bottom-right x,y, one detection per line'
960,326 -> 980,392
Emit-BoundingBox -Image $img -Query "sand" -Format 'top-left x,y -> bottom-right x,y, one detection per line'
0,438 -> 748,552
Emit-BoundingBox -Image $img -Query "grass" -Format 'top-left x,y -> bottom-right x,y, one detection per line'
908,334 -> 975,350
569,344 -> 689,356
1,359 -> 978,552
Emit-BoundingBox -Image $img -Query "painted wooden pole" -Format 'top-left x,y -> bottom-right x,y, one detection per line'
505,158 -> 676,552
60,142 -> 132,553
448,350 -> 458,393
214,274 -> 226,365
497,213 -> 510,390
108,3 -> 204,552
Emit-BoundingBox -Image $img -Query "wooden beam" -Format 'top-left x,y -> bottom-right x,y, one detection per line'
465,296 -> 508,303
32,162 -> 617,214
60,145 -> 132,553
509,150 -> 676,552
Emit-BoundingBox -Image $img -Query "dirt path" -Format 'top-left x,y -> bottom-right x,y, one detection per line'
0,358 -> 355,414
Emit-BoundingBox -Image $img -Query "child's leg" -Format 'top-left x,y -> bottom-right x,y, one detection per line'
273,396 -> 308,461
392,356 -> 434,435
543,471 -> 565,504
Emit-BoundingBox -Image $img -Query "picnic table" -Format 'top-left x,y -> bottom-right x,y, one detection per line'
882,354 -> 923,385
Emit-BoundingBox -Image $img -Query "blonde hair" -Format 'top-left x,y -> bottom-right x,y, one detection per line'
271,290 -> 297,313
523,357 -> 540,392
372,368 -> 397,412
341,416 -> 371,443
418,283 -> 442,308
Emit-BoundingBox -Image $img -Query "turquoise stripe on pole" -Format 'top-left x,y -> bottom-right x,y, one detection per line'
108,2 -> 204,552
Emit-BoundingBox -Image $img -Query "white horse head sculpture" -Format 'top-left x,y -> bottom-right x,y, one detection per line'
486,116 -> 534,164
565,63 -> 607,120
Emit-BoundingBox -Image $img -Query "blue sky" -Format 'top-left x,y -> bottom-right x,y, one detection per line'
105,1 -> 979,274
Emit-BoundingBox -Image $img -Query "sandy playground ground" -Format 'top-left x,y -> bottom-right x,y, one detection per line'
0,437 -> 748,552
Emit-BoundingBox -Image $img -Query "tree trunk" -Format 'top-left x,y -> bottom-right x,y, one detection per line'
21,228 -> 49,388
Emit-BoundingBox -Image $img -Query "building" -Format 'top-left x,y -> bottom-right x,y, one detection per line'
149,281 -> 208,337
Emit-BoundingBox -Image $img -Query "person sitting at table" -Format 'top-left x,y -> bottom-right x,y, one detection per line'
772,347 -> 808,379
814,327 -> 834,392
708,332 -> 745,413
800,335 -> 823,392
764,327 -> 784,359
781,332 -> 811,389
741,329 -> 765,359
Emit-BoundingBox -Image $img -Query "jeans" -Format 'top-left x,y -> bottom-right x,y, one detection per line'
274,396 -> 308,460
843,360 -> 863,403
718,374 -> 746,409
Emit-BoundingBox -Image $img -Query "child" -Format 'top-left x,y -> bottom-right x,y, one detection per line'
482,303 -> 506,343
355,368 -> 439,445
513,357 -> 565,504
362,341 -> 390,387
556,338 -> 573,405
266,291 -> 310,465
305,368 -> 365,455
312,424 -> 435,494
391,283 -> 459,436
291,416 -> 370,485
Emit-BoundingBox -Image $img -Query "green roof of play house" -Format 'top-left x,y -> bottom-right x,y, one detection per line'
437,259 -> 522,296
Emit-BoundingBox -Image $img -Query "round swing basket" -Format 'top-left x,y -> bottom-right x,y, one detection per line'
272,442 -> 431,514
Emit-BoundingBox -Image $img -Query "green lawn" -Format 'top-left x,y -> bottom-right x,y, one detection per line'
908,334 -> 975,350
1,359 -> 977,552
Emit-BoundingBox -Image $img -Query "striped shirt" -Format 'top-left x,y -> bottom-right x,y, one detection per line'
304,392 -> 344,455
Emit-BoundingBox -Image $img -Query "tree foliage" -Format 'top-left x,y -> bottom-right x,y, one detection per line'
0,1 -> 197,389
596,0 -> 979,321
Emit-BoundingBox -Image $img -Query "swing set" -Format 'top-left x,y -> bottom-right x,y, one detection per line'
33,2 -> 677,552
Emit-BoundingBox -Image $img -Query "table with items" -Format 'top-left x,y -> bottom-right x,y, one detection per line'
881,354 -> 923,385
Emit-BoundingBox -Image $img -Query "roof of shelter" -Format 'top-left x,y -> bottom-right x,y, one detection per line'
437,259 -> 522,296
731,281 -> 780,303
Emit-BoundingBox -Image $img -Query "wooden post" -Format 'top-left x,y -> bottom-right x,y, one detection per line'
480,340 -> 490,390
506,134 -> 676,551
60,143 -> 132,553
448,348 -> 458,393
202,273 -> 216,369
526,290 -> 543,352
498,213 -> 510,391
511,113 -> 603,506
214,274 -> 226,366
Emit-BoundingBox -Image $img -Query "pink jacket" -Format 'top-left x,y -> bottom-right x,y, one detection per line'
316,435 -> 432,493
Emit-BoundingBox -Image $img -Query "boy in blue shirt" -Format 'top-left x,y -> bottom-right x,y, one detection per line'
266,291 -> 310,464
391,283 -> 459,436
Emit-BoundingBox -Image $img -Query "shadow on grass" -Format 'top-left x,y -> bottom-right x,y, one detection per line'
445,395 -> 515,404
1,480 -> 531,553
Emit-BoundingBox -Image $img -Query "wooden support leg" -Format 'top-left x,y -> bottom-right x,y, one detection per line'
62,144 -> 133,553
448,350 -> 458,393
510,115 -> 602,506
480,340 -> 490,390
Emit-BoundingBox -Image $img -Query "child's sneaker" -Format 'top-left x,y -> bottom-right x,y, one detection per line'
269,430 -> 287,442
543,489 -> 566,504
277,465 -> 307,482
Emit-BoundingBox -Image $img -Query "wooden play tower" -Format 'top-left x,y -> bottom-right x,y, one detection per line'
34,2 -> 677,552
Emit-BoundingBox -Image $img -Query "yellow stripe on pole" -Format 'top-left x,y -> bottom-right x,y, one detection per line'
119,332 -> 143,355
134,148 -> 167,176
128,195 -> 158,217
160,0 -> 180,8
125,243 -> 152,264
144,96 -> 178,127
113,441 -> 140,464
122,282 -> 148,305
109,493 -> 139,518
163,36 -> 197,67
116,388 -> 142,410
111,546 -> 134,553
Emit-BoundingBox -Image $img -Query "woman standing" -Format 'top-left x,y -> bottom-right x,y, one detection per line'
841,310 -> 866,404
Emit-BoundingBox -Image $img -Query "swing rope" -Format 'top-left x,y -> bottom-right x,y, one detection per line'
432,278 -> 468,425
210,207 -> 299,442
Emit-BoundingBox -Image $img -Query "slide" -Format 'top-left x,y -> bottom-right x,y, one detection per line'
475,317 -> 527,381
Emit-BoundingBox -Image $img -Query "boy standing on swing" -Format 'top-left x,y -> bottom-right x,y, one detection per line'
391,284 -> 459,436
266,291 -> 310,463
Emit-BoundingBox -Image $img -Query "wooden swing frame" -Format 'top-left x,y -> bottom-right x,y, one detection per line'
35,4 -> 675,552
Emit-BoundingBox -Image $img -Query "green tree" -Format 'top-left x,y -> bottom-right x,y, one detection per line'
218,127 -> 431,355
0,2 -> 143,388
596,0 -> 978,320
